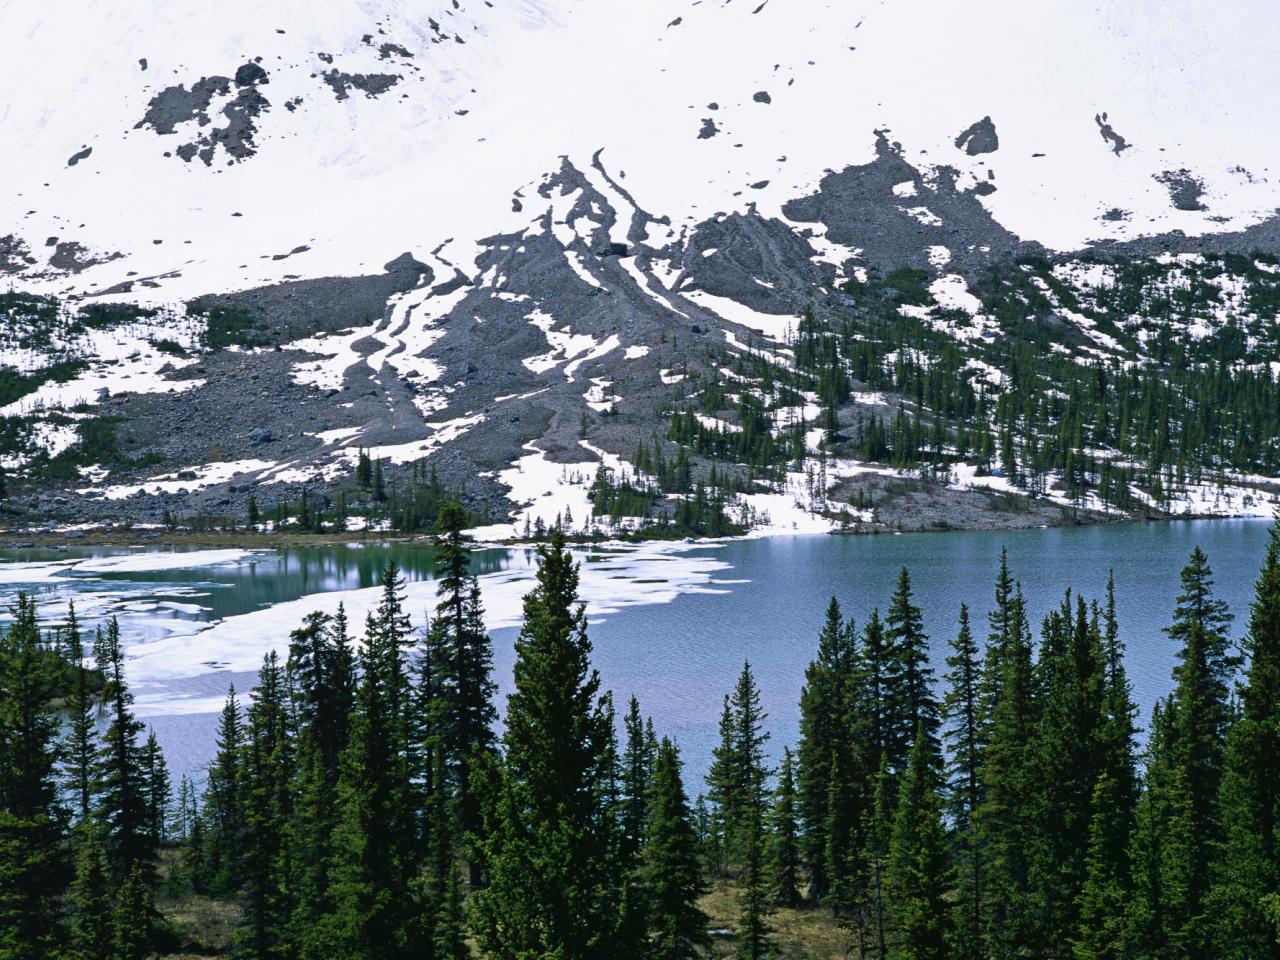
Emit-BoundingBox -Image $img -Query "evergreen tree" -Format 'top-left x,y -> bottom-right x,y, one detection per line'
469,532 -> 621,960
1026,593 -> 1108,952
1071,773 -> 1131,960
66,821 -> 113,960
884,569 -> 939,773
1156,547 -> 1234,956
0,593 -> 66,960
736,805 -> 775,960
725,662 -> 772,866
1127,698 -> 1196,959
769,746 -> 801,908
286,605 -> 357,949
977,584 -> 1036,956
620,695 -> 655,869
864,757 -> 894,960
61,601 -> 97,826
111,864 -> 154,960
141,731 -> 171,849
94,616 -> 153,884
1212,522 -> 1280,959
427,502 -> 497,885
237,652 -> 292,960
705,695 -> 735,878
886,726 -> 952,960
201,687 -> 244,894
642,737 -> 709,960
327,565 -> 419,959
942,604 -> 984,960
796,598 -> 858,905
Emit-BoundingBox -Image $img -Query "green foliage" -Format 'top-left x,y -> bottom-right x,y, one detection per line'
469,532 -> 622,960
642,738 -> 710,960
196,304 -> 271,350
886,727 -> 952,960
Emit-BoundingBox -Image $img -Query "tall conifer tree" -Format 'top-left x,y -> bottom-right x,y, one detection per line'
469,532 -> 621,960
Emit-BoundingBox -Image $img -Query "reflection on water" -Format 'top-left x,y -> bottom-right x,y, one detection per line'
0,519 -> 1274,790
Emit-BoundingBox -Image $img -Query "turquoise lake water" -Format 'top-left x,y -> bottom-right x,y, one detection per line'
0,518 -> 1272,790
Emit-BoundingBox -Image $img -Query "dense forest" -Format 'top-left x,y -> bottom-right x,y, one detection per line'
2,508 -> 1280,959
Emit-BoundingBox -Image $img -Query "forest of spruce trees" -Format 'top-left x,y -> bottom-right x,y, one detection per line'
2,507 -> 1280,959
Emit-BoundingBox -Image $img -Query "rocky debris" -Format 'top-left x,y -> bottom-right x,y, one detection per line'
683,209 -> 826,311
378,42 -> 413,59
137,76 -> 234,135
1095,112 -> 1130,155
15,143 -> 1280,535
234,62 -> 269,87
1155,169 -> 1208,211
0,235 -> 37,274
186,253 -> 429,344
698,117 -> 719,139
954,116 -> 998,155
48,240 -> 123,274
136,67 -> 270,165
782,130 -> 1037,276
321,69 -> 400,101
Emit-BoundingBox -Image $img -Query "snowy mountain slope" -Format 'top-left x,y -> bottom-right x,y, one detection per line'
5,0 -> 1280,303
5,0 -> 1280,534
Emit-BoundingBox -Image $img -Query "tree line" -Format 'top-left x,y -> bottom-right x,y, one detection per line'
1,512 -> 1279,959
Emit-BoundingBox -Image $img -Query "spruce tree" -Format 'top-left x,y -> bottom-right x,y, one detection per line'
237,652 -> 293,960
1156,547 -> 1234,956
426,502 -> 498,886
977,584 -> 1036,956
469,531 -> 621,960
141,730 -> 171,849
0,593 -> 67,959
942,604 -> 984,960
1071,773 -> 1130,960
705,695 -> 735,878
736,804 -> 775,960
1127,697 -> 1197,959
620,696 -> 653,865
111,864 -> 154,960
285,606 -> 356,953
61,600 -> 97,825
862,610 -> 890,765
864,757 -> 894,960
1212,522 -> 1280,959
94,616 -> 153,884
201,686 -> 244,894
884,568 -> 939,773
642,737 -> 709,960
886,726 -> 952,960
1026,593 -> 1108,952
796,598 -> 858,905
66,821 -> 114,960
327,565 -> 419,959
769,746 -> 801,908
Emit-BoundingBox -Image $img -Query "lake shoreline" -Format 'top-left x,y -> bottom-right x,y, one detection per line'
0,503 -> 1264,552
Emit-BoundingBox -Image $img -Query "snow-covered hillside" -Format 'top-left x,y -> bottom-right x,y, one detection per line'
5,0 -> 1280,301
5,0 -> 1280,537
